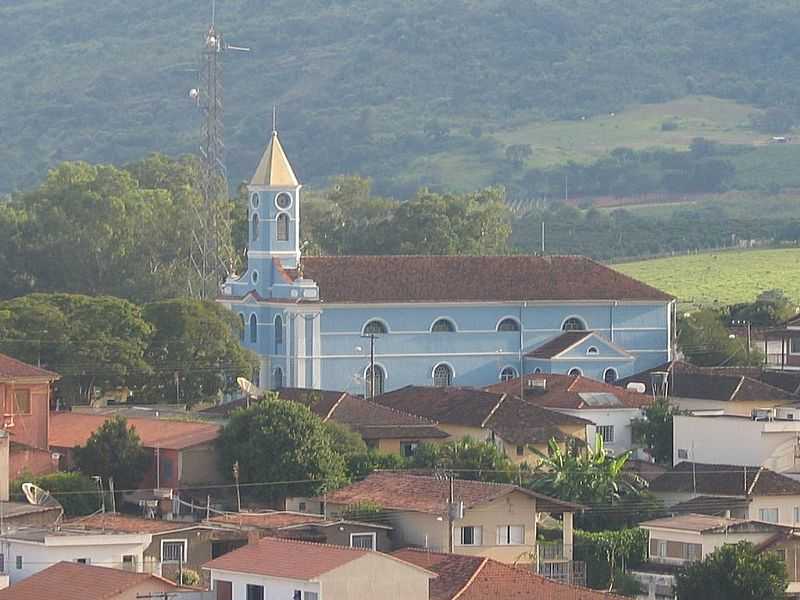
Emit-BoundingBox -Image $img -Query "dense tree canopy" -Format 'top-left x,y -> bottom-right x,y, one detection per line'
678,308 -> 764,367
74,416 -> 150,493
631,399 -> 685,465
409,437 -> 516,483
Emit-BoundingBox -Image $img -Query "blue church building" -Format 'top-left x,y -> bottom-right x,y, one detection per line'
218,131 -> 674,397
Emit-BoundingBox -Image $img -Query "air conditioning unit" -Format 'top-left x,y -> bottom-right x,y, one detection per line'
775,407 -> 798,421
752,408 -> 777,421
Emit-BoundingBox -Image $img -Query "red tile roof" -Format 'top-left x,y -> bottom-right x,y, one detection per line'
0,561 -> 181,600
485,395 -> 591,445
487,374 -> 653,409
374,386 -> 506,428
392,548 -> 627,600
49,412 -> 221,450
207,511 -> 325,529
202,387 -> 348,418
288,255 -> 671,303
203,535 -> 431,580
64,513 -> 209,534
0,352 -> 59,381
527,331 -> 594,358
650,462 -> 800,497
323,472 -> 582,514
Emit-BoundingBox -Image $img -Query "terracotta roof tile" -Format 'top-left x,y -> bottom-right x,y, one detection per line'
527,331 -> 593,358
640,513 -> 753,533
485,395 -> 591,445
207,511 -> 325,529
393,548 -> 628,600
650,462 -> 800,497
323,472 -> 582,514
0,561 -> 180,600
0,352 -> 59,381
487,374 -> 653,409
201,388 -> 347,418
668,495 -> 751,516
374,386 -> 506,428
203,536 -> 375,579
49,412 -> 221,450
290,255 -> 671,303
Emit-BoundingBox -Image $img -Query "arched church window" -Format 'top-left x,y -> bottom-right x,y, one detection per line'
365,365 -> 385,398
562,317 -> 587,331
431,318 -> 456,333
249,314 -> 258,343
497,318 -> 520,332
433,363 -> 453,387
363,320 -> 388,335
251,213 -> 260,241
587,346 -> 599,355
276,213 -> 289,241
275,193 -> 292,209
604,368 -> 618,384
274,315 -> 283,353
568,367 -> 582,377
500,366 -> 518,382
273,367 -> 283,389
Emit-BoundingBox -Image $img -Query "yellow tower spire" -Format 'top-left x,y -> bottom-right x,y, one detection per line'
250,129 -> 299,187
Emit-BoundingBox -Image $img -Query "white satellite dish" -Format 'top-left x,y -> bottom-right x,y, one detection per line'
237,377 -> 265,399
22,482 -> 61,509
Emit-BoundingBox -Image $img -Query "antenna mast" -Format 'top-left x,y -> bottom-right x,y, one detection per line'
191,0 -> 249,299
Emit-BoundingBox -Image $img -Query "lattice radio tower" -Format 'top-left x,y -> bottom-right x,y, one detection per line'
190,0 -> 249,299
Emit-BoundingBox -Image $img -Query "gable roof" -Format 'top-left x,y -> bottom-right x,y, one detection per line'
527,331 -> 594,358
250,131 -> 299,187
0,352 -> 60,381
619,360 -> 797,402
668,495 -> 751,516
649,462 -> 800,497
487,374 -> 653,409
0,561 -> 180,600
203,536 -> 432,580
374,386 -> 506,428
322,472 -> 582,514
392,548 -> 627,600
201,387 -> 347,418
483,395 -> 592,445
639,513 -> 783,534
287,255 -> 671,304
49,412 -> 221,450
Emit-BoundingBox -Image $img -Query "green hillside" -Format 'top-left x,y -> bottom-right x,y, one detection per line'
614,248 -> 800,306
3,1 -> 800,196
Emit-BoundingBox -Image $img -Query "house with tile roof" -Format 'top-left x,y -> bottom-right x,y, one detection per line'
649,461 -> 800,526
287,471 -> 584,579
392,547 -> 627,600
203,535 -> 435,600
49,412 -> 224,492
631,514 -> 800,599
0,353 -> 60,478
202,387 -> 450,455
372,385 -> 591,463
0,561 -> 187,600
216,130 -> 673,396
488,373 -> 653,456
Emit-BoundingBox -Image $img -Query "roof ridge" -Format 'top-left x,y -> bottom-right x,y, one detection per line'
729,376 -> 746,402
452,557 -> 489,600
359,398 -> 440,425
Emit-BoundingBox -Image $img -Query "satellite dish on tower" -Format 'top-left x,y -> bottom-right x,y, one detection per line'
22,482 -> 61,509
237,377 -> 265,399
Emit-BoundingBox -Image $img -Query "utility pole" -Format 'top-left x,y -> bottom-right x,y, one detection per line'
448,475 -> 455,553
232,461 -> 241,512
541,221 -> 545,254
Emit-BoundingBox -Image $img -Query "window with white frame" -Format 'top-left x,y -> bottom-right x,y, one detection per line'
562,317 -> 587,331
457,526 -> 482,546
568,368 -> 582,377
759,508 -> 779,523
657,540 -> 667,558
500,366 -> 518,382
365,364 -> 385,398
497,318 -> 520,332
15,556 -> 22,570
683,543 -> 701,561
603,368 -> 618,384
246,584 -> 265,600
496,525 -> 524,545
400,441 -> 419,458
350,532 -> 377,550
276,213 -> 290,241
431,318 -> 456,333
363,320 -> 388,335
597,425 -> 615,443
791,337 -> 800,354
161,540 -> 187,563
794,506 -> 800,523
587,346 -> 599,355
433,363 -> 453,387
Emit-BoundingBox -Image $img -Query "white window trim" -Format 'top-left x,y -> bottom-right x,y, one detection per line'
456,525 -> 483,547
560,315 -> 588,331
161,539 -> 187,563
432,362 -> 456,386
499,365 -> 519,382
597,425 -> 615,444
496,525 -> 525,546
567,367 -> 583,377
361,318 -> 390,336
495,316 -> 521,332
350,532 -> 377,550
586,346 -> 599,355
603,367 -> 619,383
430,317 -> 458,333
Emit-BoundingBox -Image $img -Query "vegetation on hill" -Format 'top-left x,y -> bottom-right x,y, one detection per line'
4,1 -> 800,195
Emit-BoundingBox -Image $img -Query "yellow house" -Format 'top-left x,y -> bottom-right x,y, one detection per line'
288,471 -> 583,571
373,386 -> 591,464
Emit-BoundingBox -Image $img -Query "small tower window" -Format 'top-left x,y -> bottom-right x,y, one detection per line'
251,193 -> 260,208
433,363 -> 453,387
273,367 -> 283,389
604,368 -> 618,384
363,320 -> 388,335
276,213 -> 289,241
275,193 -> 292,209
500,366 -> 518,382
251,213 -> 260,241
497,318 -> 520,332
431,318 -> 456,333
587,346 -> 599,355
365,365 -> 385,398
562,317 -> 587,331
249,314 -> 258,343
274,315 -> 283,353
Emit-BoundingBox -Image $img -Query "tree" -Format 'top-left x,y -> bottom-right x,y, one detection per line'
727,289 -> 797,327
676,541 -> 788,600
73,416 -> 150,494
11,471 -> 102,516
631,398 -> 684,464
409,437 -> 516,483
505,144 -> 533,168
678,309 -> 763,367
217,396 -> 347,502
529,437 -> 651,530
0,294 -> 152,404
138,299 -> 255,405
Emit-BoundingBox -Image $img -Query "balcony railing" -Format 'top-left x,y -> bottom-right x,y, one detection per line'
536,541 -> 571,562
536,560 -> 587,587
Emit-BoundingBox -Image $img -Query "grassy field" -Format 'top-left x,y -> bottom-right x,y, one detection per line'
614,248 -> 800,306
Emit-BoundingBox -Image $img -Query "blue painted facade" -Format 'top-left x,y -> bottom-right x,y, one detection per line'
219,134 -> 673,396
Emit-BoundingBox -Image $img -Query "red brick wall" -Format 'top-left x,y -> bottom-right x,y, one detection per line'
0,381 -> 51,450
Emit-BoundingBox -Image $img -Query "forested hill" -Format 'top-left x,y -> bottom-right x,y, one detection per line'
2,0 -> 800,196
